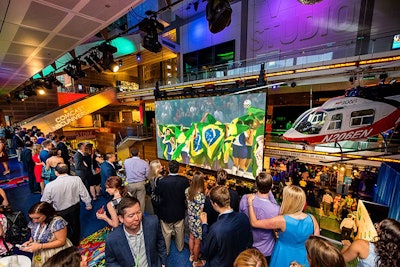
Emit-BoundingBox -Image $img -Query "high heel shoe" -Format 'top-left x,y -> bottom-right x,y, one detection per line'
3,170 -> 10,175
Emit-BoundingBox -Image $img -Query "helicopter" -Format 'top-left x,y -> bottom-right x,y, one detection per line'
282,82 -> 400,144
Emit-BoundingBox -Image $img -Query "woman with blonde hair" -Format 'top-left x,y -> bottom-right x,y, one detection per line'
247,185 -> 319,267
234,248 -> 268,267
186,171 -> 206,267
147,159 -> 164,215
32,144 -> 45,192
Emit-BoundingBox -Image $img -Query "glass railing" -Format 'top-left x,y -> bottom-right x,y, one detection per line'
138,33 -> 399,89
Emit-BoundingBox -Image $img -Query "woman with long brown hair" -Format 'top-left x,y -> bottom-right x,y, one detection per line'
342,218 -> 400,267
186,171 -> 206,267
95,176 -> 128,228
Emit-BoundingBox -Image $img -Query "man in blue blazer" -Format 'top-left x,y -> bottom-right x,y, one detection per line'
105,196 -> 167,267
100,152 -> 117,195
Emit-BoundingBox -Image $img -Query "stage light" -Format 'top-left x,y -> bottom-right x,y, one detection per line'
136,53 -> 141,61
44,75 -> 63,88
206,0 -> 232,34
85,53 -> 103,73
38,89 -> 45,95
63,59 -> 87,80
99,43 -> 119,71
109,62 -> 120,72
139,17 -> 164,53
118,60 -> 123,67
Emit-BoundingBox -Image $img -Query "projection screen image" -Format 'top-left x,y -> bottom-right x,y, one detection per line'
155,92 -> 266,179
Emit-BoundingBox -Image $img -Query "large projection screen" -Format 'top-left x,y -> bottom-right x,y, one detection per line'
155,92 -> 267,179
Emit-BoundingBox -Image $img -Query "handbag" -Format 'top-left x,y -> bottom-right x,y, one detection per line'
41,166 -> 51,180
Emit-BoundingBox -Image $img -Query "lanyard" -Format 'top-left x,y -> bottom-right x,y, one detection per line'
33,223 -> 47,242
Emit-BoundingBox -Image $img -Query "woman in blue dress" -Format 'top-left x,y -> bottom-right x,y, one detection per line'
247,185 -> 319,267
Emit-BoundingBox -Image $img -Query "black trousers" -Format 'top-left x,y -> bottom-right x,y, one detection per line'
341,227 -> 353,241
27,170 -> 39,192
58,202 -> 80,246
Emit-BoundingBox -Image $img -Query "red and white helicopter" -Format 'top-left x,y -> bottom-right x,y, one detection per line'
283,82 -> 400,144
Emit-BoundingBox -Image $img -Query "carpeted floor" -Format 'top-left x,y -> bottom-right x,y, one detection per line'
0,176 -> 28,190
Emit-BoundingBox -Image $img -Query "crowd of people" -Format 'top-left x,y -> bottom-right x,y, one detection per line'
0,124 -> 398,266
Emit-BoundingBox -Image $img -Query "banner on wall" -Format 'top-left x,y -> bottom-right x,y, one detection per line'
355,200 -> 378,241
20,88 -> 116,134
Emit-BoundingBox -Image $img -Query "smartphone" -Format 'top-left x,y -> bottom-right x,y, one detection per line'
16,244 -> 26,248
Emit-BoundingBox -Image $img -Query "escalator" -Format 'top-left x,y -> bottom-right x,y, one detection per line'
20,88 -> 116,133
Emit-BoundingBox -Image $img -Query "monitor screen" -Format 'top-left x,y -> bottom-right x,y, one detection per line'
392,34 -> 400,50
155,92 -> 267,179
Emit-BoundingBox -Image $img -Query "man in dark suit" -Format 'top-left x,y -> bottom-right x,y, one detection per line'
203,168 -> 240,226
21,140 -> 39,193
100,152 -> 117,194
56,135 -> 70,172
154,160 -> 190,255
200,185 -> 253,267
73,142 -> 89,190
105,196 -> 167,267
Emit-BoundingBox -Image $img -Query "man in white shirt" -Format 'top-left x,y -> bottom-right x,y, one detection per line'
41,163 -> 92,246
340,214 -> 357,241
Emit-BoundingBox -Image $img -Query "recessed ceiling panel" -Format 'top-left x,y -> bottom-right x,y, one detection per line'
7,43 -> 37,58
46,35 -> 80,51
59,16 -> 102,38
42,0 -> 81,9
0,41 -> 12,53
13,27 -> 49,46
0,22 -> 19,42
80,0 -> 133,21
21,2 -> 68,31
35,48 -> 64,59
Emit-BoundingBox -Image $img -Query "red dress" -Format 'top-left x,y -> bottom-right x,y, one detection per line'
32,154 -> 43,183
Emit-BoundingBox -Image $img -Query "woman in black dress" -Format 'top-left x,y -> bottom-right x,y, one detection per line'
83,143 -> 101,200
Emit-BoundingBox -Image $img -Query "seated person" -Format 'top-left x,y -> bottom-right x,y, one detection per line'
0,205 -> 12,255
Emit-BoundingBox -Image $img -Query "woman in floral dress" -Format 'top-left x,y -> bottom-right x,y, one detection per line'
186,171 -> 206,267
20,202 -> 72,267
